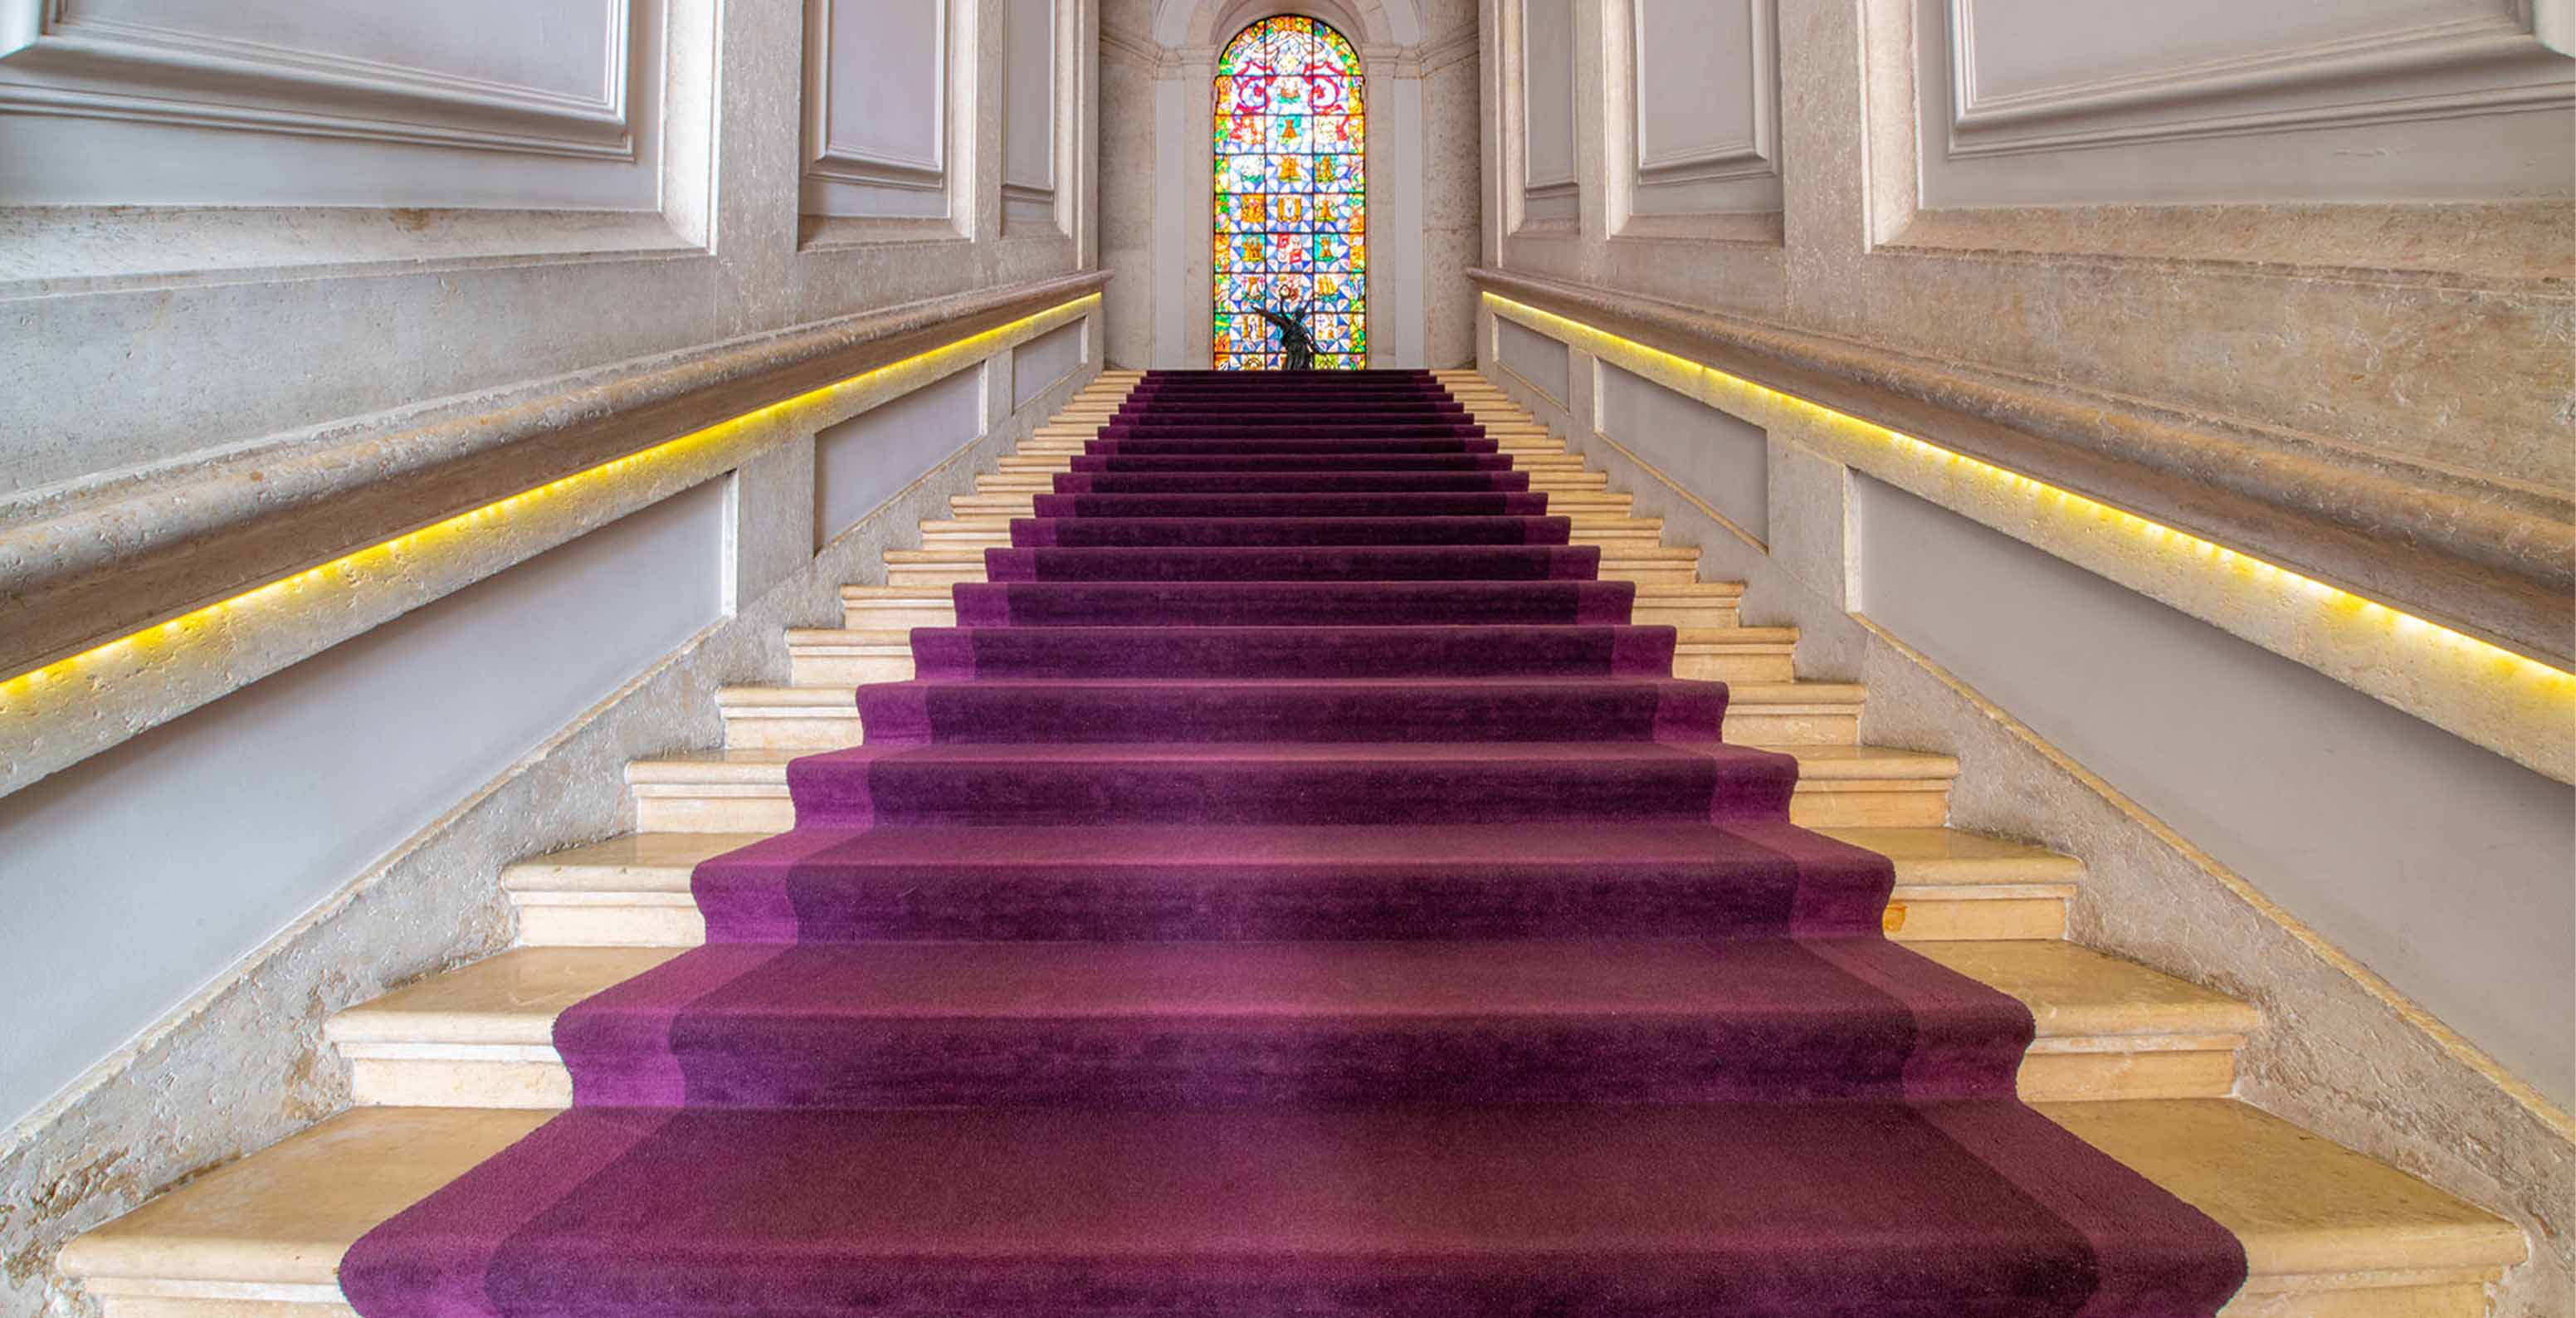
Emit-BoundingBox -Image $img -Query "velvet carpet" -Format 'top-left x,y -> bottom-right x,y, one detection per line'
344,369 -> 2246,1316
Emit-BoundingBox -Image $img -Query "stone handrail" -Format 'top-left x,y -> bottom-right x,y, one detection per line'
0,271 -> 1113,680
1469,266 -> 2574,668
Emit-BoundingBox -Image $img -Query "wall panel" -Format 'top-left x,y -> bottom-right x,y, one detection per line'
0,0 -> 669,210
1915,0 -> 2576,206
1012,319 -> 1086,409
0,480 -> 724,1127
813,363 -> 985,546
1596,362 -> 1767,542
1856,474 -> 2576,1109
1515,0 -> 1578,227
802,0 -> 959,222
1003,0 -> 1063,232
1494,313 -> 1569,401
1621,0 -> 1779,220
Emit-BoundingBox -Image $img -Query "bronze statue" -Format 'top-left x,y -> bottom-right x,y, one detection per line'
1247,295 -> 1319,370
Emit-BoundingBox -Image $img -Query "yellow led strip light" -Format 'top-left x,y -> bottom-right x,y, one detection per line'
1484,292 -> 2576,706
2,294 -> 1102,705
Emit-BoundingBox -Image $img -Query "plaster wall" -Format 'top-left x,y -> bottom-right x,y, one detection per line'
1095,0 -> 1481,369
4,0 -> 1099,506
816,364 -> 988,545
0,313 -> 1103,1316
1859,475 -> 2576,1110
1479,0 -> 2576,498
1012,319 -> 1090,407
0,484 -> 725,1130
1481,338 -> 2573,1315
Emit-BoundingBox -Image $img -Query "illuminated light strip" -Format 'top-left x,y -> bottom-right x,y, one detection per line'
1,294 -> 1104,707
1482,292 -> 2576,705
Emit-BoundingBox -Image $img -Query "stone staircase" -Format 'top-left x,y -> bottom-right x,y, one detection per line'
58,369 -> 2524,1316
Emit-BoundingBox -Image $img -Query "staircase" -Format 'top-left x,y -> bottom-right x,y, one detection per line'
59,369 -> 2522,1316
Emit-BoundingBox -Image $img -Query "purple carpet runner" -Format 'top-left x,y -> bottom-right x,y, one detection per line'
344,370 -> 2247,1316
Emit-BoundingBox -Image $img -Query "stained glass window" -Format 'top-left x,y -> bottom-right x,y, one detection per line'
1212,16 -> 1365,370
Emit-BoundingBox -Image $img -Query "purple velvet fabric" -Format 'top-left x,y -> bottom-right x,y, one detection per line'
342,369 -> 2246,1317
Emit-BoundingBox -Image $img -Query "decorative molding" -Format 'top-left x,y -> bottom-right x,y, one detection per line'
1516,0 -> 1574,189
803,0 -> 947,193
1632,0 -> 1776,186
1467,265 -> 2575,671
1417,20 -> 1479,76
1003,0 -> 1060,196
0,0 -> 637,159
1945,2 -> 2576,159
0,271 -> 1112,691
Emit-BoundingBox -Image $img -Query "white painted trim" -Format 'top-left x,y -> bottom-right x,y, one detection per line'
1944,2 -> 2576,159
803,0 -> 949,190
1631,0 -> 1776,185
0,0 -> 641,159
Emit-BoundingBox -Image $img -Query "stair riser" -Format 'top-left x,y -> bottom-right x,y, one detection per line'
344,1036 -> 2232,1111
629,782 -> 1947,832
842,600 -> 1739,629
789,645 -> 1794,687
717,706 -> 1856,750
511,891 -> 2065,949
953,495 -> 1638,514
973,474 -> 1616,491
884,564 -> 1700,587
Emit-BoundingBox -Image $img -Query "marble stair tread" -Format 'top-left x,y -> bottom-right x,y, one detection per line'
839,578 -> 1746,603
503,824 -> 2071,899
327,940 -> 2252,1056
622,740 -> 1957,784
712,677 -> 1865,708
56,1101 -> 2524,1304
782,623 -> 1800,647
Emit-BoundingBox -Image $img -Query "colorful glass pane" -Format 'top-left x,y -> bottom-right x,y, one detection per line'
1212,16 -> 1364,369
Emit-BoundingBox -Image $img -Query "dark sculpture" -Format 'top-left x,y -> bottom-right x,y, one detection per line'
1248,296 -> 1319,370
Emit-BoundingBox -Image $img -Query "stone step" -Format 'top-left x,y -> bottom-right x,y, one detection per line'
620,740 -> 1955,833
917,515 -> 1672,545
711,678 -> 1866,750
949,493 -> 1639,519
503,823 -> 2077,950
971,470 -> 1617,491
879,542 -> 1700,587
57,1100 -> 2523,1316
838,579 -> 1744,630
784,623 -> 1799,688
323,939 -> 2254,1110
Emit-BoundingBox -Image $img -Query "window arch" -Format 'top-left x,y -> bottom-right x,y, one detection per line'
1212,15 -> 1365,369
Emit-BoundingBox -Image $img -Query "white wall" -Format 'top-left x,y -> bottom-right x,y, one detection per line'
1494,313 -> 1569,401
1856,476 -> 2576,1108
1012,319 -> 1088,408
1095,0 -> 1481,369
1913,0 -> 2576,207
0,482 -> 725,1127
1594,363 -> 1769,543
815,364 -> 988,547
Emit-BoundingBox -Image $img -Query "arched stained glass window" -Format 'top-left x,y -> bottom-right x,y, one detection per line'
1212,16 -> 1365,370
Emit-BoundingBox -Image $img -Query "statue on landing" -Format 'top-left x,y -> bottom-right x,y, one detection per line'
1247,296 -> 1319,371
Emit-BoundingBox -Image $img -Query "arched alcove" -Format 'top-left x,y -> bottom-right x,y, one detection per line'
1211,15 -> 1368,369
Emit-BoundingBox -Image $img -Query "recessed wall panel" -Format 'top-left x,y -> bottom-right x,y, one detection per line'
1855,473 -> 2576,1108
1495,315 -> 1570,403
1597,363 -> 1768,541
813,364 -> 983,546
0,480 -> 724,1128
1011,320 -> 1086,411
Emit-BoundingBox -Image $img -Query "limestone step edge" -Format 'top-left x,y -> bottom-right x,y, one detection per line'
783,623 -> 1805,686
318,939 -> 2254,1110
711,679 -> 1869,749
498,823 -> 2077,948
55,1100 -> 2524,1316
618,742 -> 1957,832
